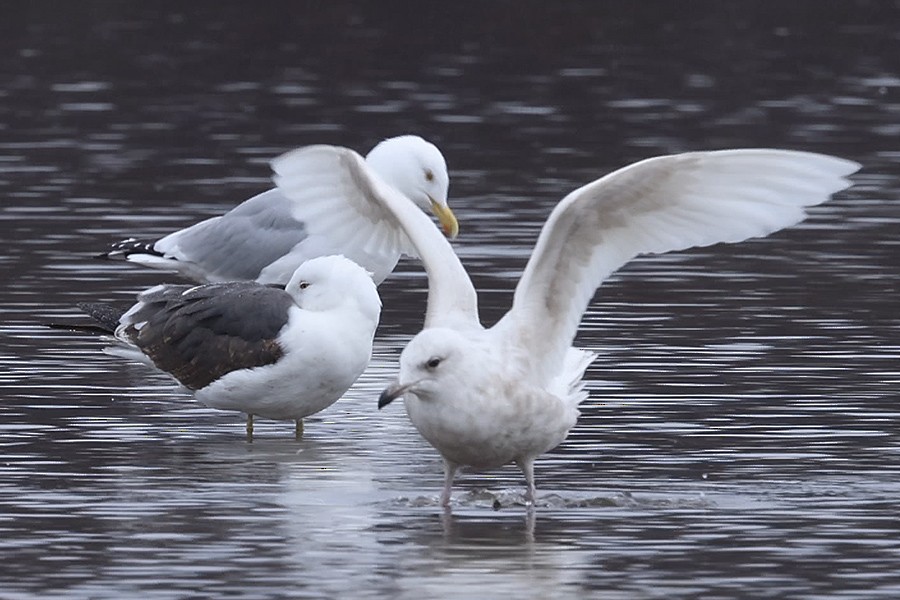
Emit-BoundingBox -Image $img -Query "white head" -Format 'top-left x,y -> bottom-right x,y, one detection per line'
285,255 -> 381,323
365,135 -> 458,238
377,327 -> 470,408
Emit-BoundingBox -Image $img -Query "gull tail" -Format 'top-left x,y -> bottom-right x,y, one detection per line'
550,347 -> 598,409
72,302 -> 154,366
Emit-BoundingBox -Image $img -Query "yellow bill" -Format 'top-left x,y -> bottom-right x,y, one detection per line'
429,198 -> 459,239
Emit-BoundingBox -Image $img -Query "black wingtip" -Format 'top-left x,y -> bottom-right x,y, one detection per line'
377,388 -> 395,409
76,302 -> 126,333
44,321 -> 118,334
98,238 -> 162,260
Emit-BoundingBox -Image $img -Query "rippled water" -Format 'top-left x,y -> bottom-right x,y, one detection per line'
2,2 -> 900,598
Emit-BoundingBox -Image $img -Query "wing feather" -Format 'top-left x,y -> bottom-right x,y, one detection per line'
495,149 -> 860,382
273,146 -> 479,330
271,145 -> 419,283
152,189 -> 312,283
117,282 -> 293,390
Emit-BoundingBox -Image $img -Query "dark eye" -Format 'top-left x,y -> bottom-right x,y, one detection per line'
425,356 -> 442,369
424,169 -> 434,182
298,281 -> 310,290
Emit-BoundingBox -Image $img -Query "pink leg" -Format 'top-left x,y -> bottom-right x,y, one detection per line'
440,460 -> 458,507
517,459 -> 536,507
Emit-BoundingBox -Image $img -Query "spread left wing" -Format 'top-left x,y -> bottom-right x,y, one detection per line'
494,149 -> 860,383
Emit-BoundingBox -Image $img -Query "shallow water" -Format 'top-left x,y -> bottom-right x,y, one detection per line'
2,2 -> 900,598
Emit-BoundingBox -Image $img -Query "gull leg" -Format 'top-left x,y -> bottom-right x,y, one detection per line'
440,459 -> 458,508
295,419 -> 304,440
246,413 -> 254,443
517,458 -> 536,507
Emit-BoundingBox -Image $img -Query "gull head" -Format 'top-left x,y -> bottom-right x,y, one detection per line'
286,255 -> 381,321
365,135 -> 458,239
378,327 -> 469,408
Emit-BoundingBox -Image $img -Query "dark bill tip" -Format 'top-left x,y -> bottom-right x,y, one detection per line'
378,387 -> 398,409
378,380 -> 412,409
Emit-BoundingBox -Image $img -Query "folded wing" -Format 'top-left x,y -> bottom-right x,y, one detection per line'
117,282 -> 293,389
152,189 -> 313,283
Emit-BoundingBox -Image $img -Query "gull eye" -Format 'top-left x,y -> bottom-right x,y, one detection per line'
424,169 -> 434,182
425,356 -> 442,370
298,281 -> 311,290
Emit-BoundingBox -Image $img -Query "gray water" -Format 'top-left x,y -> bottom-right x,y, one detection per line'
2,2 -> 899,598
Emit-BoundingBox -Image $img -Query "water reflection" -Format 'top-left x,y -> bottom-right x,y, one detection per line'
2,2 -> 900,598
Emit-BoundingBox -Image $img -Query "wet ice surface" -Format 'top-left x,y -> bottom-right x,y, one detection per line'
2,3 -> 900,598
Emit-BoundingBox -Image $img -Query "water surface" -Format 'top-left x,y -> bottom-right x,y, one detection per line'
2,3 -> 899,598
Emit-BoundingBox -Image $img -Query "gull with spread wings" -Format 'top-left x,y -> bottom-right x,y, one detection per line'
274,144 -> 859,506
